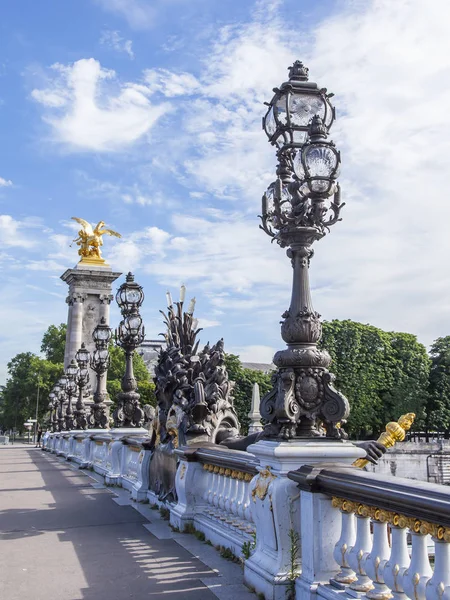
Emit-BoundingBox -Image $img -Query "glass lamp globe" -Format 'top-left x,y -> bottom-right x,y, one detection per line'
75,343 -> 90,367
66,359 -> 78,379
263,61 -> 335,150
93,317 -> 112,346
293,115 -> 340,198
116,272 -> 144,314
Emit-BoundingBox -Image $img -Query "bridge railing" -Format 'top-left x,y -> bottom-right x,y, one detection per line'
170,445 -> 258,557
288,464 -> 450,600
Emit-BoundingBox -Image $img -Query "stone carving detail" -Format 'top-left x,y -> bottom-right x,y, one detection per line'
99,294 -> 114,305
66,292 -> 87,306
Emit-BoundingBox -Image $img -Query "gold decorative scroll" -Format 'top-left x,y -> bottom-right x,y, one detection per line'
353,412 -> 415,469
202,463 -> 253,482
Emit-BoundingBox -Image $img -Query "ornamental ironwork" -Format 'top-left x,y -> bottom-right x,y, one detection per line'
259,62 -> 349,440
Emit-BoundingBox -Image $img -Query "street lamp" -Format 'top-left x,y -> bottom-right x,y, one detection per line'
262,60 -> 335,151
48,391 -> 56,432
113,273 -> 145,428
90,317 -> 112,428
64,359 -> 78,430
259,61 -> 349,440
74,343 -> 90,430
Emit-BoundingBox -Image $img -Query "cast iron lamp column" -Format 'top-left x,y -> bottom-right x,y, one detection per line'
259,62 -> 349,440
48,390 -> 57,432
113,272 -> 145,428
90,317 -> 112,428
53,383 -> 65,432
74,343 -> 90,430
64,359 -> 78,430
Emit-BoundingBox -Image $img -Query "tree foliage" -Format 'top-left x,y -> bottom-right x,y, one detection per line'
224,354 -> 273,434
319,320 -> 430,438
427,336 -> 450,430
41,323 -> 67,363
0,352 -> 63,431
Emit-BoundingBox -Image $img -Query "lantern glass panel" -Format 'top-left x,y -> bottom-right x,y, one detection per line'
289,92 -> 325,127
305,145 -> 338,178
67,363 -> 78,378
127,315 -> 142,334
67,381 -> 77,395
94,326 -> 111,342
125,288 -> 142,305
275,96 -> 288,124
58,376 -> 67,388
264,106 -> 276,137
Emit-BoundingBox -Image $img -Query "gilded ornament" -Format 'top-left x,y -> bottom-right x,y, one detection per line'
71,217 -> 121,265
251,467 -> 276,502
353,412 -> 416,469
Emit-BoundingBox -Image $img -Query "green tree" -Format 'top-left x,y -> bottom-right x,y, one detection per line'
40,323 -> 67,363
319,320 -> 429,438
0,352 -> 63,431
224,354 -> 273,434
427,336 -> 450,430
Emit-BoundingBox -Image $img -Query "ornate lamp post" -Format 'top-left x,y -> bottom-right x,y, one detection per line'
90,317 -> 112,428
113,272 -> 145,428
64,359 -> 78,430
74,343 -> 90,430
259,62 -> 348,440
48,391 -> 57,432
53,383 -> 65,432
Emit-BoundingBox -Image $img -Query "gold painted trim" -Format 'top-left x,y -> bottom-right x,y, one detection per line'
202,463 -> 255,482
251,467 -> 276,502
332,496 -> 450,541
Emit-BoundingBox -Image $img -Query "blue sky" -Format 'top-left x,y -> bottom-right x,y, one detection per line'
1,0 -> 450,382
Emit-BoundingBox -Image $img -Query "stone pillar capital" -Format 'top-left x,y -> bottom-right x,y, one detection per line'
66,292 -> 87,306
99,294 -> 114,305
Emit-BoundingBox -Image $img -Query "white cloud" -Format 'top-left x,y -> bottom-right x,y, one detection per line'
0,215 -> 36,248
94,0 -> 157,29
145,69 -> 200,97
32,58 -> 169,152
100,30 -> 134,59
0,177 -> 12,187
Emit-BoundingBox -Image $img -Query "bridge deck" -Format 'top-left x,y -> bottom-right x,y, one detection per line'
0,446 -> 253,600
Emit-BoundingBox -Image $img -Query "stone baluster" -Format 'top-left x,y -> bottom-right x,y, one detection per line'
347,508 -> 374,594
223,471 -> 234,518
383,525 -> 410,600
332,502 -> 357,586
207,467 -> 218,508
425,538 -> 450,600
365,518 -> 391,600
403,530 -> 432,600
215,470 -> 227,512
203,466 -> 213,506
236,474 -> 247,520
229,472 -> 240,519
219,469 -> 231,511
243,478 -> 253,525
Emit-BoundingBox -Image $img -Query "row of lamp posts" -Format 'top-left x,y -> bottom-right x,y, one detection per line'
47,272 -> 145,433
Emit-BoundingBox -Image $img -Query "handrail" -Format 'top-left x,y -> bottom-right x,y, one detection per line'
175,445 -> 259,475
288,464 -> 450,528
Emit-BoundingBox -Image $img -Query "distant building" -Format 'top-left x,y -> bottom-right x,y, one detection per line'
241,362 -> 275,374
137,339 -> 165,376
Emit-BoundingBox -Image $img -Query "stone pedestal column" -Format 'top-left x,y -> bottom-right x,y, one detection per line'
243,439 -> 365,600
61,264 -> 121,384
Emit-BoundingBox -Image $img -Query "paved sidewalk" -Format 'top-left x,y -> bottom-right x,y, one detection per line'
0,446 -> 253,600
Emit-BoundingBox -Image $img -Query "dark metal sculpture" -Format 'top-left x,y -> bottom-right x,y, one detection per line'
155,289 -> 240,446
150,288 -> 240,501
113,273 -> 145,428
90,317 -> 112,428
48,390 -> 57,432
260,62 -> 349,440
74,343 -> 90,430
64,360 -> 78,430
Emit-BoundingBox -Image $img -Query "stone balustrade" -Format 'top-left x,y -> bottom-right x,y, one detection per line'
119,437 -> 153,501
170,446 -> 258,557
288,465 -> 450,600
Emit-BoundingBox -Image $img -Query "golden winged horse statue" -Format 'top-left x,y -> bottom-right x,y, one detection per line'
71,217 -> 121,264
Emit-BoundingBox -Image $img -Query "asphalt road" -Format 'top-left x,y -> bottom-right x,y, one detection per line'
0,446 -> 219,600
